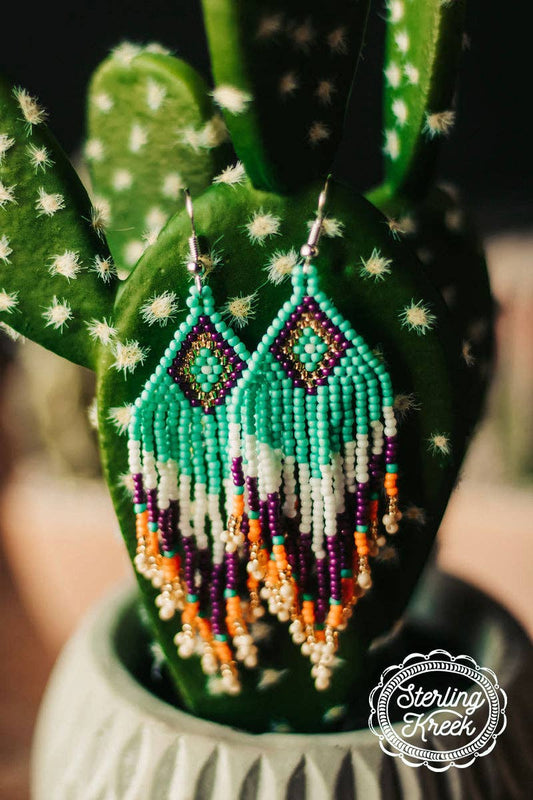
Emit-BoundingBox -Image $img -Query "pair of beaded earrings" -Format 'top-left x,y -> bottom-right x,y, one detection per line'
129,181 -> 401,694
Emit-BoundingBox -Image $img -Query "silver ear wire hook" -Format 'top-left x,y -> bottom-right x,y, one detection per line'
300,174 -> 331,268
184,188 -> 203,292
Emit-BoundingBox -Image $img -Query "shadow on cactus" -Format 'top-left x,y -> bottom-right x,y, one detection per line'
0,0 -> 493,733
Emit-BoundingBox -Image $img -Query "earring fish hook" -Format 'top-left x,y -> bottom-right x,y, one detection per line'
184,188 -> 203,293
300,173 -> 331,268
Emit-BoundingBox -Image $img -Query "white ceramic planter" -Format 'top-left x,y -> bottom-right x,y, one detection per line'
31,578 -> 532,799
31,587 -> 418,800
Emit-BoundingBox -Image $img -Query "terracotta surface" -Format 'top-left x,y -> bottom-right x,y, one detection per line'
438,481 -> 533,638
0,466 -> 131,800
0,549 -> 53,800
0,459 -> 132,651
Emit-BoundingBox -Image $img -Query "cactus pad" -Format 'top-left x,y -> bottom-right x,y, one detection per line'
373,0 -> 466,205
400,185 -> 495,431
201,0 -> 370,192
87,47 -> 230,275
0,77 -> 116,368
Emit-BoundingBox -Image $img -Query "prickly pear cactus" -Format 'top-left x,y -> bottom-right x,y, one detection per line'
1,0 -> 493,734
200,0 -> 371,191
0,79 -> 116,367
366,0 -> 493,436
370,0 -> 466,206
86,44 -> 231,276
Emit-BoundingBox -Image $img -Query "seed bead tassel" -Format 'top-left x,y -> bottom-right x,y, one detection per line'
230,257 -> 402,688
129,276 -> 249,692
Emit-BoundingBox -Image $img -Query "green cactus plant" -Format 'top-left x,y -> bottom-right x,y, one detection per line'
366,0 -> 493,433
86,45 -> 231,276
200,0 -> 371,191
1,0 -> 493,734
368,0 -> 466,210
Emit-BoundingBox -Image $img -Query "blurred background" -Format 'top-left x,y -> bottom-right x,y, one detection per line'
0,1 -> 531,797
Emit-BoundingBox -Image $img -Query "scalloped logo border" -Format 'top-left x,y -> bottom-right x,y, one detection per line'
368,649 -> 507,771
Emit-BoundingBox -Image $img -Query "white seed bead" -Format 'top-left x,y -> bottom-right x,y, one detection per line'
178,641 -> 195,658
201,654 -> 218,675
159,603 -> 175,621
279,583 -> 294,600
358,571 -> 372,590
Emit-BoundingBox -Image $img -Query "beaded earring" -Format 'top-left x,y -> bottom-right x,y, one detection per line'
228,179 -> 401,690
128,190 -> 252,693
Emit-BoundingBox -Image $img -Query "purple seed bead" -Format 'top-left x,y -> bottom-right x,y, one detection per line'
267,493 -> 281,537
326,536 -> 342,602
158,509 -> 171,552
182,536 -> 197,594
315,558 -> 329,624
224,551 -> 239,592
210,562 -> 225,635
133,474 -> 147,505
246,477 -> 259,511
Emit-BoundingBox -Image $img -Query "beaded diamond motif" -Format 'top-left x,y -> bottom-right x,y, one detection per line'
270,295 -> 350,392
167,315 -> 246,411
